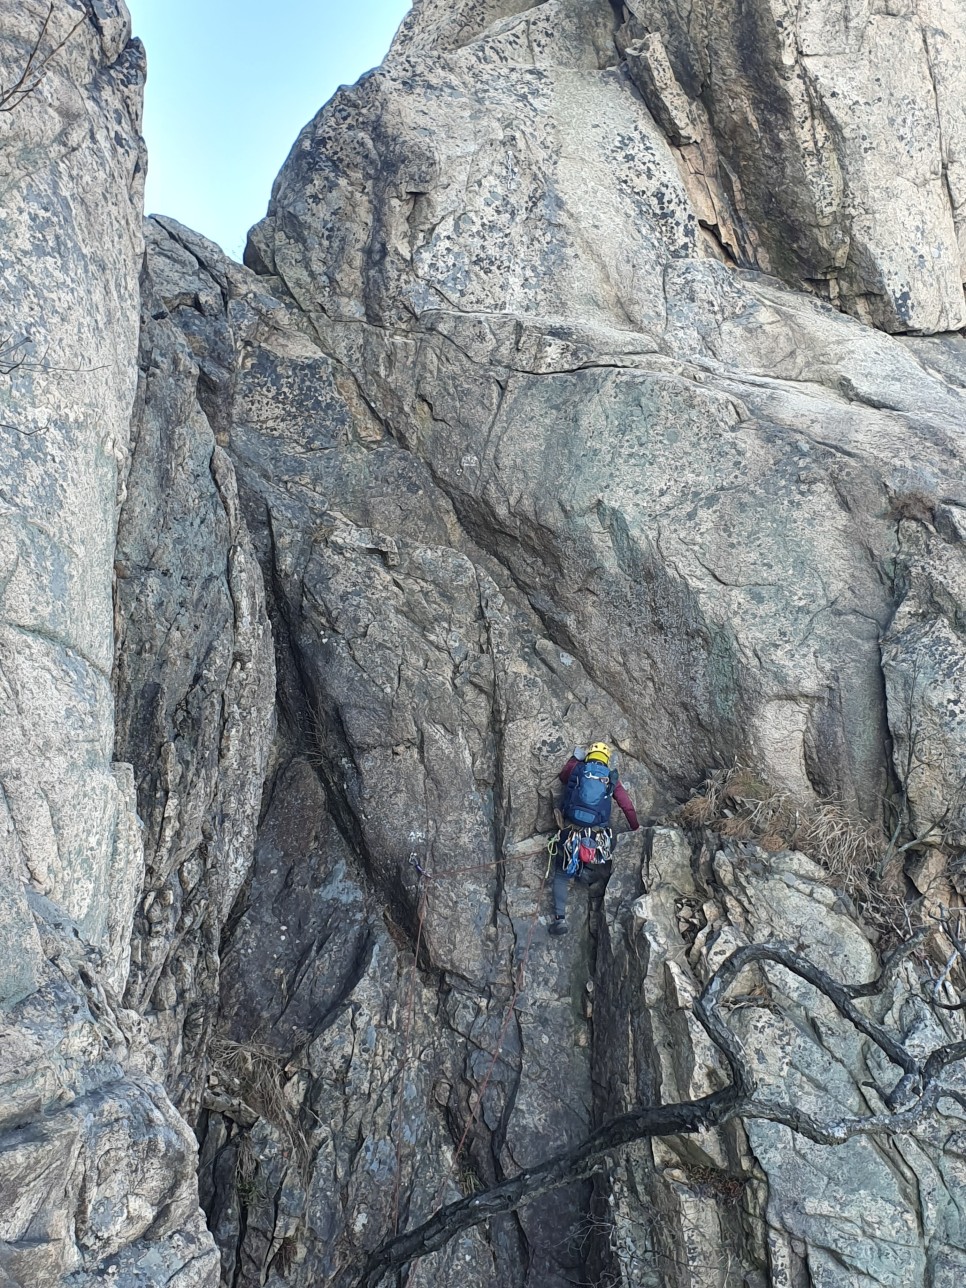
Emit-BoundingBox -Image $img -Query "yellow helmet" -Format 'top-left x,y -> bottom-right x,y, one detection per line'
587,742 -> 611,765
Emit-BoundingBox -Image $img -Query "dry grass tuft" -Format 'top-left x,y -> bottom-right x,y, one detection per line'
675,764 -> 905,941
679,795 -> 715,826
723,768 -> 773,802
209,1037 -> 311,1177
234,1134 -> 263,1209
718,816 -> 753,840
794,802 -> 882,881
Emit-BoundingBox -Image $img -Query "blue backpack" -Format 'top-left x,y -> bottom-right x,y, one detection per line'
562,761 -> 617,829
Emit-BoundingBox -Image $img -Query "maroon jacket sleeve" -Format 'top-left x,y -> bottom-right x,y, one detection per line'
613,779 -> 640,830
558,756 -> 579,783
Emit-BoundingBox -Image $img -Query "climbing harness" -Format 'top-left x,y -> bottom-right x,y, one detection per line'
547,825 -> 613,877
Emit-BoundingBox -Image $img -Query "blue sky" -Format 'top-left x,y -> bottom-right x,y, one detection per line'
126,0 -> 411,259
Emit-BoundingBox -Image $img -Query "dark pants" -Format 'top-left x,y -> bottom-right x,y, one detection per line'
552,855 -> 612,918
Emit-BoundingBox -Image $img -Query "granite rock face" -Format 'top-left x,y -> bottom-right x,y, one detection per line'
143,24 -> 966,1271
247,0 -> 966,825
0,3 -> 222,1284
622,828 -> 966,1288
257,0 -> 966,802
4,1 -> 966,1287
114,222 -> 276,1117
617,0 -> 966,332
144,186 -> 966,1285
0,0 -> 145,1001
251,0 -> 966,336
199,0 -> 966,1280
145,215 -> 652,1288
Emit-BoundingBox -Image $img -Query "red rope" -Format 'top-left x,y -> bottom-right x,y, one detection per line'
412,847 -> 547,883
447,906 -> 540,1177
391,882 -> 427,1237
402,905 -> 540,1288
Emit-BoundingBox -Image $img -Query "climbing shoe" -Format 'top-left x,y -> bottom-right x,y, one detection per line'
549,917 -> 568,937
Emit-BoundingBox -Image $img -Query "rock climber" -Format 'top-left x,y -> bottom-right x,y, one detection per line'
549,742 -> 639,937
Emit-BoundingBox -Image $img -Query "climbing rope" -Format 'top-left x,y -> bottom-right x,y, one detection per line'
394,823 -> 614,1275
391,864 -> 428,1237
406,847 -> 546,884
403,896 -> 542,1288
545,830 -> 559,878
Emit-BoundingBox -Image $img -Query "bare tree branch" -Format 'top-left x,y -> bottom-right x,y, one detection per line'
927,908 -> 966,1010
693,940 -> 922,1090
355,1087 -> 741,1288
355,930 -> 965,1288
0,334 -> 33,375
0,3 -> 87,113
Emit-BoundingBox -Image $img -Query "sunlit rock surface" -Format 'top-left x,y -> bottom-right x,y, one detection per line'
3,1 -> 966,1286
0,3 -> 220,1284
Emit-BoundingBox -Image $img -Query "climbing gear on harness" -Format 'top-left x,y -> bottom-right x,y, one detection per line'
554,827 -> 613,876
562,758 -> 618,828
587,741 -> 611,765
546,829 -> 559,878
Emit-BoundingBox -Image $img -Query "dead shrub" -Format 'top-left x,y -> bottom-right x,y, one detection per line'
675,765 -> 906,942
234,1134 -> 265,1210
674,1162 -> 748,1206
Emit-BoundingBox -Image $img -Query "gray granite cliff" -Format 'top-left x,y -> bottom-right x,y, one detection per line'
3,2 -> 966,1285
